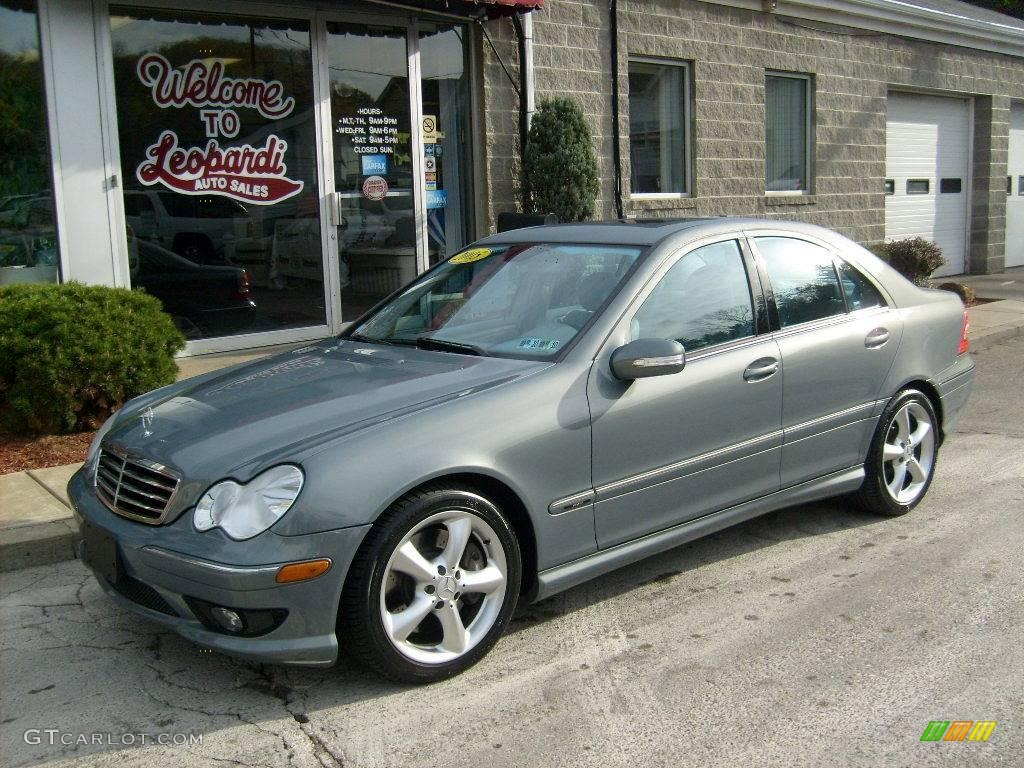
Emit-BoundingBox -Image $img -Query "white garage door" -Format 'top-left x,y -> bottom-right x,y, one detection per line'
1006,104 -> 1024,268
885,93 -> 971,278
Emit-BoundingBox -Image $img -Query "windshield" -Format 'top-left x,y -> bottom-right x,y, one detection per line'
347,243 -> 643,358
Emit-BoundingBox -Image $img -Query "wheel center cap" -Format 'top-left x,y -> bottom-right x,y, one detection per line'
436,575 -> 458,601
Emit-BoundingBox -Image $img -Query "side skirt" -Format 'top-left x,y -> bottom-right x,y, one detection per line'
532,465 -> 864,602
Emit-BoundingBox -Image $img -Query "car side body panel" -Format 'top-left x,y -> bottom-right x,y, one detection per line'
280,361 -> 600,571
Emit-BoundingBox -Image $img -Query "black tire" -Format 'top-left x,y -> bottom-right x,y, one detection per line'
338,484 -> 521,683
855,388 -> 940,517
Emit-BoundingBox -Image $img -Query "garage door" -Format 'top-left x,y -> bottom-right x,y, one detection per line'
1006,104 -> 1024,268
885,93 -> 971,278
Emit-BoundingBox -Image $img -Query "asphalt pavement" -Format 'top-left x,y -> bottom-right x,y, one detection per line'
1,338 -> 1022,768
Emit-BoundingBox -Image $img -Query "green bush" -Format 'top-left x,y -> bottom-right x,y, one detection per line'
0,283 -> 185,434
523,97 -> 600,222
938,281 -> 977,306
872,237 -> 946,286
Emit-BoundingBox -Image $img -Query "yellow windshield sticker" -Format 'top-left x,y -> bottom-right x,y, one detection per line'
449,247 -> 493,265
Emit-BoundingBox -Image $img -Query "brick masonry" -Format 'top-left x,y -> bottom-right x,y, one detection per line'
477,0 -> 1024,273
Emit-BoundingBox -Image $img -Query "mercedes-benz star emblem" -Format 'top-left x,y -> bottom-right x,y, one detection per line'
140,406 -> 155,438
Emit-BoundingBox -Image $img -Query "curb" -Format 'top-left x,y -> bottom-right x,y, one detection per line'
0,518 -> 79,573
969,324 -> 1024,353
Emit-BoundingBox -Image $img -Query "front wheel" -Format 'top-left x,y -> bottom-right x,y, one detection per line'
338,485 -> 521,683
856,389 -> 939,516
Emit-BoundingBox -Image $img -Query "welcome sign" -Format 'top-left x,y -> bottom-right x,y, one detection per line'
133,53 -> 304,205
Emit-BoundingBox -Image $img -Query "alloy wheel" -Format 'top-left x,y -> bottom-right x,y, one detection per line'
881,401 -> 936,504
379,509 -> 507,664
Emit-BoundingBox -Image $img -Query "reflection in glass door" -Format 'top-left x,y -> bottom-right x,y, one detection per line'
420,25 -> 474,267
326,22 -> 416,322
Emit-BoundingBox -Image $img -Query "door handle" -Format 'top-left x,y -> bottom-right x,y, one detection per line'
743,357 -> 779,382
865,327 -> 890,348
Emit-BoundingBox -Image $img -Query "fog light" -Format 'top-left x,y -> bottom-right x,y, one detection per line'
210,606 -> 244,633
184,597 -> 289,637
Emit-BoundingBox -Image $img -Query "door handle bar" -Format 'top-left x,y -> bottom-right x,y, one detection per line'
743,358 -> 779,382
865,328 -> 890,348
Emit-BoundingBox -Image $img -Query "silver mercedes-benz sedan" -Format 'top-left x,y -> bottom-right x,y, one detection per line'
69,218 -> 975,682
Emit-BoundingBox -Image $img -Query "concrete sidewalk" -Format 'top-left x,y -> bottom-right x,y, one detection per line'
2,304 -> 1023,573
953,266 -> 1024,302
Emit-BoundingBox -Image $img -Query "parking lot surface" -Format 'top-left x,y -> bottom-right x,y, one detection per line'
2,338 -> 1022,768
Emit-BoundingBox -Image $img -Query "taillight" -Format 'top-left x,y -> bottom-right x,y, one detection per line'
958,310 -> 969,356
234,269 -> 252,300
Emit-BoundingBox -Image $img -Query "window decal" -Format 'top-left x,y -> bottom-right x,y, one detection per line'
132,53 -> 304,206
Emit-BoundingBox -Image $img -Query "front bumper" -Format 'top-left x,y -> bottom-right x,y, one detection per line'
68,468 -> 370,666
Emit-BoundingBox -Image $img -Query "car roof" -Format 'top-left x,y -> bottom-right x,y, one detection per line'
474,217 -> 838,248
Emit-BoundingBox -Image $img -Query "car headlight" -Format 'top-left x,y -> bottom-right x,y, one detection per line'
193,465 -> 304,540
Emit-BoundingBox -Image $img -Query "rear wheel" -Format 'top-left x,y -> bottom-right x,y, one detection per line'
856,389 -> 939,516
338,485 -> 521,683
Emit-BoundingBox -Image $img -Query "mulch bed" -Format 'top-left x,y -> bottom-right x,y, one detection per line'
0,429 -> 95,475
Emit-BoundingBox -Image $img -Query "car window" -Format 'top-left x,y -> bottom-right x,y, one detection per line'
755,237 -> 845,328
632,240 -> 755,352
837,259 -> 885,311
350,243 -> 643,359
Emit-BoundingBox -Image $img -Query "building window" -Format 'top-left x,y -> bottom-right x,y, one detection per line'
0,0 -> 60,285
628,59 -> 690,196
765,72 -> 812,193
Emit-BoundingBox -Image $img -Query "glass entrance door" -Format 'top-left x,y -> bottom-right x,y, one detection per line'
324,16 -> 474,323
326,21 -> 417,322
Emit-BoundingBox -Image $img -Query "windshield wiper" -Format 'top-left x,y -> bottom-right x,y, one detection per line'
344,333 -> 413,347
415,336 -> 483,356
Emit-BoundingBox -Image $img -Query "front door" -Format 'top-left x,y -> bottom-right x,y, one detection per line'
589,238 -> 783,549
323,16 -> 474,325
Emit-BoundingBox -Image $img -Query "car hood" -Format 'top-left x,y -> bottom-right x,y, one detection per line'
105,339 -> 550,481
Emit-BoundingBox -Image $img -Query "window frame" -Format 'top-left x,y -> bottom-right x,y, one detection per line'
625,235 -> 769,358
764,71 -> 814,196
626,56 -> 693,200
747,232 -> 891,333
834,256 -> 889,315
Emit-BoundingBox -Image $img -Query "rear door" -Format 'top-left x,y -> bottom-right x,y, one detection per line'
588,237 -> 783,549
750,234 -> 902,488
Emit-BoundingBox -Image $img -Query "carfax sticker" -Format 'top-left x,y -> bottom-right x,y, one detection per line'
450,247 -> 493,264
517,338 -> 561,350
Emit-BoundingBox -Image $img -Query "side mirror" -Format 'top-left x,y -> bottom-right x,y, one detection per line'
610,338 -> 686,381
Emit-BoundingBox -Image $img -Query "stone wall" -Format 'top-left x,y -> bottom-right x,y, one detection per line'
478,0 -> 1024,272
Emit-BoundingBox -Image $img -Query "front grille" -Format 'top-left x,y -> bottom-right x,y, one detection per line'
95,448 -> 180,525
111,574 -> 178,616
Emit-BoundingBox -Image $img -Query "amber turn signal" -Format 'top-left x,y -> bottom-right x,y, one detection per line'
275,559 -> 332,584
